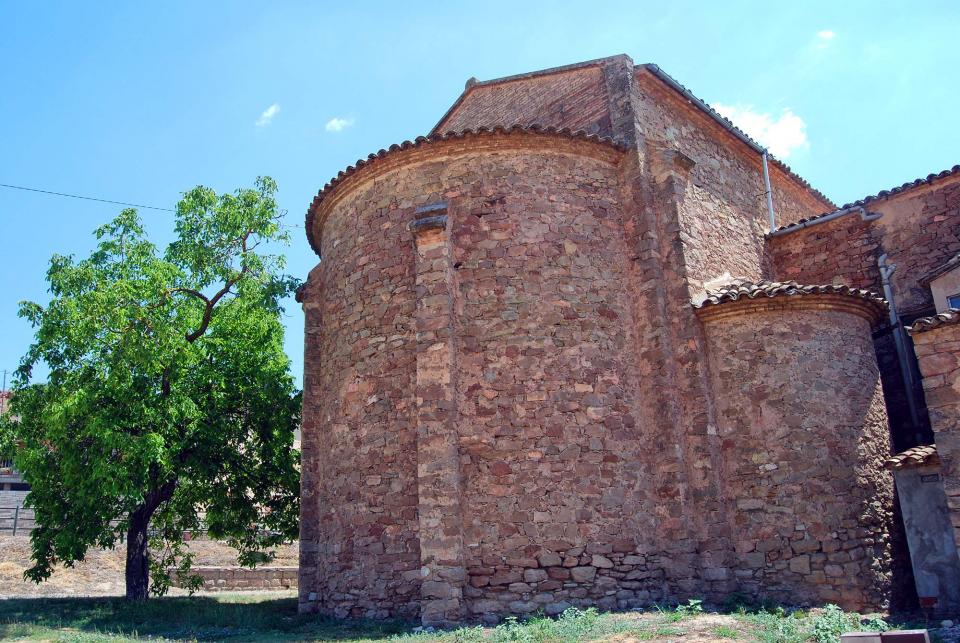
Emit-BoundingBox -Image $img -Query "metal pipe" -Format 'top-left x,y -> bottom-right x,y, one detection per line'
647,64 -> 780,230
767,205 -> 882,237
762,151 -> 776,231
878,254 -> 922,431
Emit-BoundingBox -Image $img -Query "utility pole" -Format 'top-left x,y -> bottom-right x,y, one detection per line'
1,369 -> 7,414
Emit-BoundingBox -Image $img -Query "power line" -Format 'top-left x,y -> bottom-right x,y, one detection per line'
0,182 -> 174,212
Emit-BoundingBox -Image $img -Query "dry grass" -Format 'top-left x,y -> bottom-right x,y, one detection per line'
0,535 -> 298,598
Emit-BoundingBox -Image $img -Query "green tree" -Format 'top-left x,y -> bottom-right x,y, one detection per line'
0,177 -> 301,600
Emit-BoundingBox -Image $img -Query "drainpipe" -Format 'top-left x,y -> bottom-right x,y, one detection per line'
762,151 -> 776,232
878,254 -> 922,431
767,205 -> 882,237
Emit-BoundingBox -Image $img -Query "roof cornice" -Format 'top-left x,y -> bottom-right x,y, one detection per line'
303,125 -> 626,258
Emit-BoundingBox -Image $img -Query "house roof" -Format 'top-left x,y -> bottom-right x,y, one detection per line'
885,444 -> 940,470
693,280 -> 887,317
909,309 -> 960,334
429,56 -> 834,210
772,164 -> 960,234
303,125 -> 625,257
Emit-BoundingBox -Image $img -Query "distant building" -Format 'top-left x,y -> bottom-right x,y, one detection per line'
1,390 -> 30,535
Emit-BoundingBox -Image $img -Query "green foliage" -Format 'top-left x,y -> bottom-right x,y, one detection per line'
675,599 -> 704,617
739,603 -> 892,643
0,595 -> 906,642
742,607 -> 813,643
483,608 -> 643,643
0,177 -> 301,597
810,604 -> 879,643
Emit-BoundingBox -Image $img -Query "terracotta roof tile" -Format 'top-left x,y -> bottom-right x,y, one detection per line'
303,125 -> 625,257
693,280 -> 887,315
909,309 -> 960,334
772,164 -> 960,234
885,444 -> 940,470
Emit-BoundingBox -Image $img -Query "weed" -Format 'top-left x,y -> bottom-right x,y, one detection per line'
714,624 -> 739,638
675,599 -> 704,617
810,604 -> 864,643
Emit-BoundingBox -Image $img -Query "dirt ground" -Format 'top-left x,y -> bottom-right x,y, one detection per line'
0,535 -> 298,598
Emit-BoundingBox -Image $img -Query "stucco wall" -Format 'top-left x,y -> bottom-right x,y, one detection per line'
931,268 -> 960,313
891,464 -> 960,614
698,297 -> 892,611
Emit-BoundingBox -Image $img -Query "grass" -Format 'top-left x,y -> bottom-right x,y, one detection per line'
0,592 -> 922,642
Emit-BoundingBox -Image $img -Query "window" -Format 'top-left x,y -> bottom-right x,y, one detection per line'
949,293 -> 960,310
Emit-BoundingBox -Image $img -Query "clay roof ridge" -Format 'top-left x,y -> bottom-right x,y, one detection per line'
693,279 -> 887,311
909,309 -> 960,334
639,64 -> 836,210
885,444 -> 939,470
304,125 -> 626,257
772,164 -> 960,234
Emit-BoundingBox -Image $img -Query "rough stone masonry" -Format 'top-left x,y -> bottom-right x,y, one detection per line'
296,55 -> 960,625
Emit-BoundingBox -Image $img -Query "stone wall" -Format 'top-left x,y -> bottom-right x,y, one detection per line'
631,68 -> 831,290
171,566 -> 297,592
769,176 -> 960,320
435,62 -> 614,139
298,57 -> 911,625
768,175 -> 960,449
912,314 -> 960,549
298,127 -> 898,624
872,180 -> 960,318
768,213 -> 882,292
300,131 -> 650,623
433,56 -> 834,294
697,294 -> 893,610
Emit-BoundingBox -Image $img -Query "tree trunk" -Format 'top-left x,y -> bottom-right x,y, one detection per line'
125,504 -> 151,600
124,480 -> 176,600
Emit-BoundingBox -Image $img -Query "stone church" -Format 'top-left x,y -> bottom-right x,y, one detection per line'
295,55 -> 960,625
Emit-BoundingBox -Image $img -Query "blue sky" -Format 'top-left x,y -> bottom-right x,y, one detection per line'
1,1 -> 956,387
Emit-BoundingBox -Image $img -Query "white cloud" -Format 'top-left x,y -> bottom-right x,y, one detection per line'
325,117 -> 355,132
255,103 -> 281,127
815,30 -> 836,49
713,103 -> 810,159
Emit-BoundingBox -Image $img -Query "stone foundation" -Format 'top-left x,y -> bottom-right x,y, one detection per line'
171,566 -> 298,592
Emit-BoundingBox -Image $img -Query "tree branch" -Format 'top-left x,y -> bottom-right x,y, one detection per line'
166,288 -> 210,304
183,230 -> 253,344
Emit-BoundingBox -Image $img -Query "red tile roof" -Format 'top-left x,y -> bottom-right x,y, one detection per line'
772,164 -> 960,234
885,444 -> 940,470
909,309 -> 960,334
693,280 -> 887,316
303,125 -> 625,257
